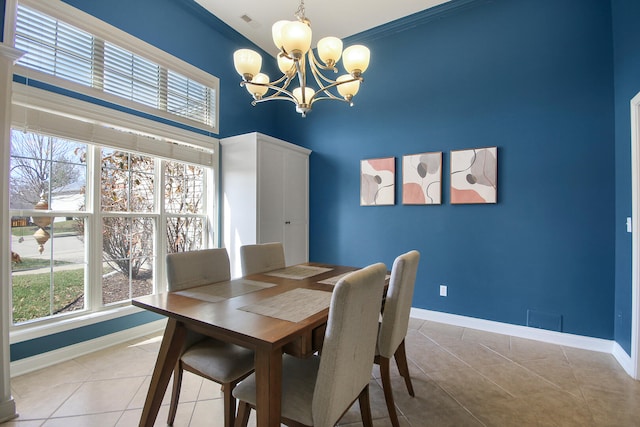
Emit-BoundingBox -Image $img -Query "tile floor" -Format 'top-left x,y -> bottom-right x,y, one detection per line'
5,318 -> 640,426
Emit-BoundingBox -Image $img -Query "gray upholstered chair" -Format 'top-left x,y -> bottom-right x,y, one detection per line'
232,262 -> 387,427
375,250 -> 420,427
239,242 -> 286,276
165,248 -> 255,427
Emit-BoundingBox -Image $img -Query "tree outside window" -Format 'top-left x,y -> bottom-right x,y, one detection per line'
9,130 -> 211,324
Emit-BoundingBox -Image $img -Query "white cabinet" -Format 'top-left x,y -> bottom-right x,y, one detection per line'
221,132 -> 311,278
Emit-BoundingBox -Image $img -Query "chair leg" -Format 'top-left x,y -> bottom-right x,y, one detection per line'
379,356 -> 401,427
167,362 -> 183,425
222,383 -> 236,427
394,340 -> 415,397
234,401 -> 251,427
358,385 -> 373,427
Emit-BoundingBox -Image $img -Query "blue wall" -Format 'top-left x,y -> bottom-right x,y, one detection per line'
286,0 -> 617,339
612,0 -> 640,355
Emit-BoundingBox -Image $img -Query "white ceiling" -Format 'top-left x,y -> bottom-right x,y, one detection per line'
195,0 -> 450,57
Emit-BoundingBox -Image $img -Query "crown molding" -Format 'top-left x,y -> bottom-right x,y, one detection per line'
346,0 -> 489,44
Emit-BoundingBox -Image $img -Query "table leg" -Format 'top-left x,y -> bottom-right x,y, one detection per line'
254,345 -> 282,427
139,318 -> 187,427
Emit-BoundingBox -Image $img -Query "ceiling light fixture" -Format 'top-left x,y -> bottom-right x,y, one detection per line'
232,0 -> 370,117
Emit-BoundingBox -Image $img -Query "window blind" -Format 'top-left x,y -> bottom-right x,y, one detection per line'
12,84 -> 217,168
14,3 -> 217,129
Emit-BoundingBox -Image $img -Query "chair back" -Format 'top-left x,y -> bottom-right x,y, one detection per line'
166,248 -> 231,291
377,250 -> 420,358
239,242 -> 285,276
312,262 -> 387,427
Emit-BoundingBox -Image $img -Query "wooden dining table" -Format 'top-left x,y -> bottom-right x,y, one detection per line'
132,262 -> 364,427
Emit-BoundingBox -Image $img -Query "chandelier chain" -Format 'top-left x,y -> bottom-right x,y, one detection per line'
295,0 -> 306,21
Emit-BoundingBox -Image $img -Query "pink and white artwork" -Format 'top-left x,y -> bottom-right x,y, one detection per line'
360,157 -> 395,206
402,152 -> 442,205
450,147 -> 497,204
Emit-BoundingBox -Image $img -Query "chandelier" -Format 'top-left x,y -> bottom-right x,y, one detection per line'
232,0 -> 370,117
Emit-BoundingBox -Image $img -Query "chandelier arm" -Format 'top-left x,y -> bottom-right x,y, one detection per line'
294,56 -> 315,105
307,49 -> 338,74
240,80 -> 298,102
270,73 -> 294,88
252,95 -> 299,106
301,55 -> 338,102
308,58 -> 340,88
240,70 -> 297,92
309,95 -> 352,104
306,51 -> 362,99
308,63 -> 338,96
308,63 -> 363,100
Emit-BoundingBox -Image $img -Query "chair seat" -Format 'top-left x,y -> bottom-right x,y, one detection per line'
233,354 -> 320,426
182,338 -> 254,383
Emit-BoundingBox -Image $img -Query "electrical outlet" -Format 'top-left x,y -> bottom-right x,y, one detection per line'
439,285 -> 447,297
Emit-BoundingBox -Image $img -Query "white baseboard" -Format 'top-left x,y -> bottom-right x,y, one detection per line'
410,308 -> 616,354
612,341 -> 635,378
10,319 -> 167,377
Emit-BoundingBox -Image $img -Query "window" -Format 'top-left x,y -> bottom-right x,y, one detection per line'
9,132 -> 88,323
165,162 -> 207,253
11,0 -> 219,133
100,149 -> 156,305
9,127 -> 213,325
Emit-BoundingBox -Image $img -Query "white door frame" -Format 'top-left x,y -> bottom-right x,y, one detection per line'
630,91 -> 640,380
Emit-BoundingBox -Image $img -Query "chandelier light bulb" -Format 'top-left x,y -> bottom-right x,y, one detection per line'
245,73 -> 270,98
233,49 -> 262,81
293,86 -> 315,105
272,20 -> 290,50
277,54 -> 296,76
317,36 -> 343,67
342,45 -> 370,76
281,20 -> 312,58
336,75 -> 360,100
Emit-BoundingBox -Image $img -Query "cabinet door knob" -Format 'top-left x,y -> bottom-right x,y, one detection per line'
285,221 -> 291,224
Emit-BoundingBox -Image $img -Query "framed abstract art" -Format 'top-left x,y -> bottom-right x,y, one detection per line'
450,147 -> 497,204
360,157 -> 395,206
402,152 -> 442,205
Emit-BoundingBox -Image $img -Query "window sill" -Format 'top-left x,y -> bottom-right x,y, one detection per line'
9,304 -> 145,344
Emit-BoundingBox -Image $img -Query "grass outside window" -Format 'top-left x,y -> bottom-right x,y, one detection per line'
12,267 -> 84,323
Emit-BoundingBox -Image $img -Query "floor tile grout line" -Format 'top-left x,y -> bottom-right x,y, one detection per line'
477,341 -> 574,395
418,324 -> 584,401
404,346 -> 489,426
120,373 -> 153,424
429,337 -> 519,399
559,345 -> 610,426
414,363 -> 488,427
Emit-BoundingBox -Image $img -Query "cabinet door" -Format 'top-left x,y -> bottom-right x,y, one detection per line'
258,143 -> 285,245
283,150 -> 308,265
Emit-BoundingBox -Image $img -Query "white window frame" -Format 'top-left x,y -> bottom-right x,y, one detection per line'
8,83 -> 219,344
4,0 -> 220,134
